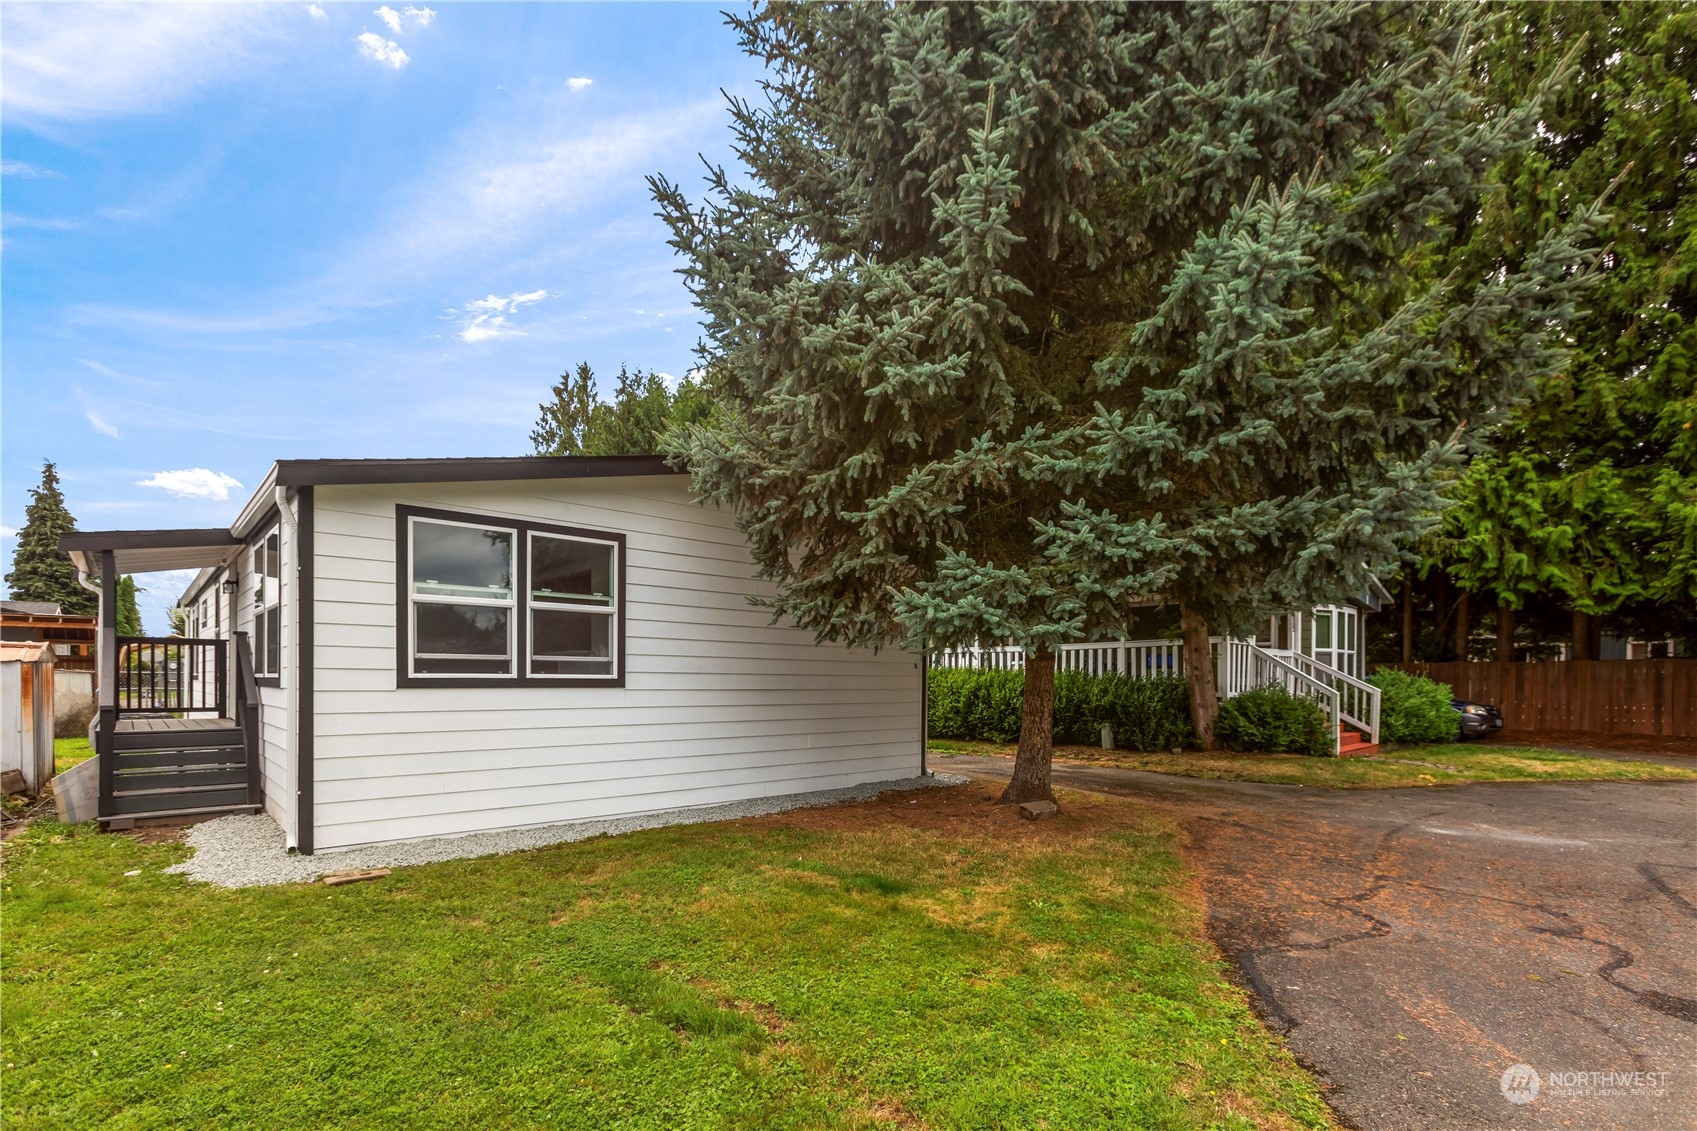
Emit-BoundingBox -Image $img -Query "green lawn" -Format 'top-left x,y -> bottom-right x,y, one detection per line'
0,785 -> 1332,1130
53,737 -> 93,776
930,739 -> 1697,788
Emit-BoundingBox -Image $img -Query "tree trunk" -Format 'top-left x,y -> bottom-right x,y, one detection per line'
997,643 -> 1057,805
1497,601 -> 1515,662
1453,591 -> 1470,661
1401,579 -> 1415,663
1434,573 -> 1451,638
1179,599 -> 1219,750
1572,609 -> 1593,661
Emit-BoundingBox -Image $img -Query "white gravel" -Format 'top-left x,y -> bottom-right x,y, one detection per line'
164,772 -> 970,888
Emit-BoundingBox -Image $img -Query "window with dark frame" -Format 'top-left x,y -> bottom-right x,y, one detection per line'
398,507 -> 623,685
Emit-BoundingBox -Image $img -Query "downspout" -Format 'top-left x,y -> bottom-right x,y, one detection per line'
275,486 -> 300,851
76,570 -> 108,737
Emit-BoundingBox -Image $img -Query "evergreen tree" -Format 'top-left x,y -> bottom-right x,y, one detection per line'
531,362 -> 715,456
1434,1 -> 1697,652
656,3 -> 1596,799
5,461 -> 94,615
116,575 -> 142,637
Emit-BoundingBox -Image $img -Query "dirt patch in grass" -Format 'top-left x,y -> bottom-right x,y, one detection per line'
1485,730 -> 1697,758
930,739 -> 1697,788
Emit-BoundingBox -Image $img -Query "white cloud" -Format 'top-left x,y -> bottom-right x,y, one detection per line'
1,160 -> 62,178
137,468 -> 243,501
356,31 -> 408,69
307,4 -> 328,22
566,76 -> 592,91
2,213 -> 82,231
84,410 -> 120,438
1,4 -> 295,123
375,5 -> 431,33
454,289 -> 549,342
0,526 -> 17,539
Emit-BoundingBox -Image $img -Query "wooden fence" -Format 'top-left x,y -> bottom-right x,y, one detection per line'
1375,660 -> 1697,739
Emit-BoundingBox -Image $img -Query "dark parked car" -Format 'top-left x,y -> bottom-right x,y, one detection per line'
1453,697 -> 1504,740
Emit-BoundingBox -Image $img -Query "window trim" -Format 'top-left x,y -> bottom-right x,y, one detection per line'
394,504 -> 626,689
252,522 -> 283,686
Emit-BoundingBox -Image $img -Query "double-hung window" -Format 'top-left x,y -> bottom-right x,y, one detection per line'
399,506 -> 624,686
252,528 -> 281,678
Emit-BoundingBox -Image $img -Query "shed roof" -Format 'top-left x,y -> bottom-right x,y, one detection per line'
0,641 -> 54,663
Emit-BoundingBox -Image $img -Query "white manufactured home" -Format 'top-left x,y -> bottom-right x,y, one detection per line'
63,457 -> 925,854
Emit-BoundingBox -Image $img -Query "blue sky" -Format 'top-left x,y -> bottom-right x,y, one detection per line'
2,2 -> 764,632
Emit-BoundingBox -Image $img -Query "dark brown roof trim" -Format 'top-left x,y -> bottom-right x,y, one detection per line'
273,455 -> 681,487
60,528 -> 242,553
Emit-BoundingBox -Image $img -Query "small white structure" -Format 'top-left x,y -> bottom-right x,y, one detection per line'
1,641 -> 57,796
931,599 -> 1387,755
64,457 -> 924,854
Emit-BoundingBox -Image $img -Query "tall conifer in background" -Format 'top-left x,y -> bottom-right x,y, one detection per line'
5,461 -> 94,615
1434,1 -> 1697,654
657,3 -> 1596,798
116,575 -> 143,637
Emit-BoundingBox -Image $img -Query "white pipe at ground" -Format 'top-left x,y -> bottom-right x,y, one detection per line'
274,486 -> 299,852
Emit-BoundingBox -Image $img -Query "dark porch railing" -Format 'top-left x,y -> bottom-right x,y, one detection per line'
116,636 -> 227,716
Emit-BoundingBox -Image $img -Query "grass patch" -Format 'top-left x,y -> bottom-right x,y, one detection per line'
929,739 -> 1697,788
1,786 -> 1332,1130
54,738 -> 93,776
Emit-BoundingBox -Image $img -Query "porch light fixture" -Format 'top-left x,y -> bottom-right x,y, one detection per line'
222,578 -> 239,595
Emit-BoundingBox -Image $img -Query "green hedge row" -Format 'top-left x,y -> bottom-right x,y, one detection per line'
1368,669 -> 1457,743
1215,685 -> 1333,757
927,667 -> 1196,751
928,665 -> 1462,755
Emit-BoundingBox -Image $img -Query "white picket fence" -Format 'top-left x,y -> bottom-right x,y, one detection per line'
932,638 -> 1186,678
932,636 -> 1380,749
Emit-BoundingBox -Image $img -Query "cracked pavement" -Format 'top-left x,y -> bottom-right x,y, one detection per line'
934,754 -> 1697,1130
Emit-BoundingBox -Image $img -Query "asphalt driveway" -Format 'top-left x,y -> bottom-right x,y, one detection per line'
934,754 -> 1697,1130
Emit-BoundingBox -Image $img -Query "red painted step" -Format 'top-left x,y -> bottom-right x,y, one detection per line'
1337,724 -> 1379,758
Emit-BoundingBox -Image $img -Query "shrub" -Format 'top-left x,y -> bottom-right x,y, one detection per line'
1215,684 -> 1333,756
1369,669 -> 1457,743
927,668 -> 1195,750
927,667 -> 1025,742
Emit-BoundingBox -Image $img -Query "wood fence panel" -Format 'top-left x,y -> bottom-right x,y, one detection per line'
1375,660 -> 1697,740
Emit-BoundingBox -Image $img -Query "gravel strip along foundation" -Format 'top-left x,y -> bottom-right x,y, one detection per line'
165,772 -> 970,888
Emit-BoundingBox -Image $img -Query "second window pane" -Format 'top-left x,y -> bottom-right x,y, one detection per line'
532,608 -> 612,675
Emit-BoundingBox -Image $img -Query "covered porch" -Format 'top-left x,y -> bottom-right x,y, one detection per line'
61,528 -> 265,826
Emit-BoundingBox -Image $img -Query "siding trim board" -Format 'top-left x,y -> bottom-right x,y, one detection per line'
298,486 -> 316,856
393,504 -> 628,689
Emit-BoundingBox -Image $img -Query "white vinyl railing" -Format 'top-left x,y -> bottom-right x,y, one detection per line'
1217,639 -> 1343,755
932,636 -> 1380,753
932,638 -> 1188,679
1286,652 -> 1381,745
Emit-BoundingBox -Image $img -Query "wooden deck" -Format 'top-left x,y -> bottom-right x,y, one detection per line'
116,716 -> 238,734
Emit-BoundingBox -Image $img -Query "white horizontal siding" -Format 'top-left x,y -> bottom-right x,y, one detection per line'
309,477 -> 921,851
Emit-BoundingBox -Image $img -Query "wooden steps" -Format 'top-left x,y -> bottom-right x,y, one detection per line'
1338,724 -> 1378,758
102,719 -> 259,824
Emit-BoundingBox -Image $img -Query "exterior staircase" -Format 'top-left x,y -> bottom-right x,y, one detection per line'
1338,723 -> 1379,758
105,719 -> 262,824
96,633 -> 264,828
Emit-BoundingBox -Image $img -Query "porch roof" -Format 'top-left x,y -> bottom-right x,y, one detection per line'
60,528 -> 241,575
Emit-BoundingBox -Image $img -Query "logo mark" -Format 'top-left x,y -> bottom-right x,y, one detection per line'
1501,1063 -> 1541,1105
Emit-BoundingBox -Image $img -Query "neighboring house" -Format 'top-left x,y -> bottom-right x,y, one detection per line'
0,601 -> 97,671
61,456 -> 924,854
932,595 -> 1389,756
